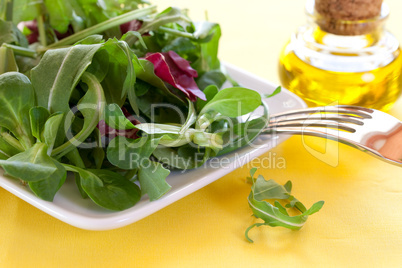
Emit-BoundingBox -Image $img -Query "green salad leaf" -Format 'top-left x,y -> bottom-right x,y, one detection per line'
137,159 -> 171,201
64,165 -> 142,211
104,103 -> 136,130
43,112 -> 64,153
245,168 -> 325,243
107,136 -> 160,170
199,87 -> 262,118
31,44 -> 102,113
0,142 -> 60,182
0,72 -> 35,149
28,157 -> 66,201
29,106 -> 50,142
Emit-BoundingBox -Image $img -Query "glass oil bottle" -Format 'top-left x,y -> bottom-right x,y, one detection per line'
278,0 -> 402,111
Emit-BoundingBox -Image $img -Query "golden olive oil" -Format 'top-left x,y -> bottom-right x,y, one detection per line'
279,48 -> 402,111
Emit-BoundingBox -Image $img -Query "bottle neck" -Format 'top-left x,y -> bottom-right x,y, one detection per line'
312,26 -> 384,49
305,0 -> 388,48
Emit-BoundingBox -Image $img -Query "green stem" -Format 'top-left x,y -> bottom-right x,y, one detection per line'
124,169 -> 138,181
293,200 -> 307,213
0,46 -> 17,74
45,5 -> 157,49
2,43 -> 37,58
1,132 -> 24,152
244,223 -> 266,243
225,73 -> 240,87
2,0 -> 13,21
65,148 -> 85,168
36,13 -> 47,47
158,26 -> 194,39
51,72 -> 104,158
62,163 -> 80,173
138,14 -> 192,34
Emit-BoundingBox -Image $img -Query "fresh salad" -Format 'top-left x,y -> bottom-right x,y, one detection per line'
0,0 -> 275,211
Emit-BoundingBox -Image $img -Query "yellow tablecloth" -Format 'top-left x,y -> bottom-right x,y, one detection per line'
1,1 -> 401,267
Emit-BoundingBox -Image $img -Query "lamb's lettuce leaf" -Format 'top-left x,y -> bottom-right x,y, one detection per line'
0,72 -> 35,149
0,142 -> 63,183
64,164 -> 141,211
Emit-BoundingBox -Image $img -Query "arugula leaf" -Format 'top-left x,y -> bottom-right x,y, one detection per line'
100,38 -> 138,110
121,30 -> 146,48
191,23 -> 221,75
137,159 -> 171,201
193,21 -> 219,40
104,103 -> 136,131
139,7 -> 191,35
161,37 -> 197,56
31,44 -> 102,113
245,170 -> 324,243
45,5 -> 157,49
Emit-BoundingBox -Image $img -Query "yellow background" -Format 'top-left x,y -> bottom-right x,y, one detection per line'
1,0 -> 402,267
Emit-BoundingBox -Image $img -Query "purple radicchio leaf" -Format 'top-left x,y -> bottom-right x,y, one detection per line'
145,50 -> 206,102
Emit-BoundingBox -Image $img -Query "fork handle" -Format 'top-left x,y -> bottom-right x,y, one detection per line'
262,127 -> 402,167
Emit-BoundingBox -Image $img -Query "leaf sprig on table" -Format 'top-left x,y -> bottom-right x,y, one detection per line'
246,168 -> 325,243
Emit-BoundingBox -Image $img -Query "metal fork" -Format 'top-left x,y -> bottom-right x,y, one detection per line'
262,106 -> 402,167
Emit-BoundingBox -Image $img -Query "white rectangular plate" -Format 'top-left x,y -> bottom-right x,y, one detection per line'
0,63 -> 306,230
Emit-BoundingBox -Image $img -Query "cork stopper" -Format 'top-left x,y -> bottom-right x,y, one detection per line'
314,0 -> 384,35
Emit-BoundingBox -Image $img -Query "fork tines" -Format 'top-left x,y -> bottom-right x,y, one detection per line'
267,106 -> 374,133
